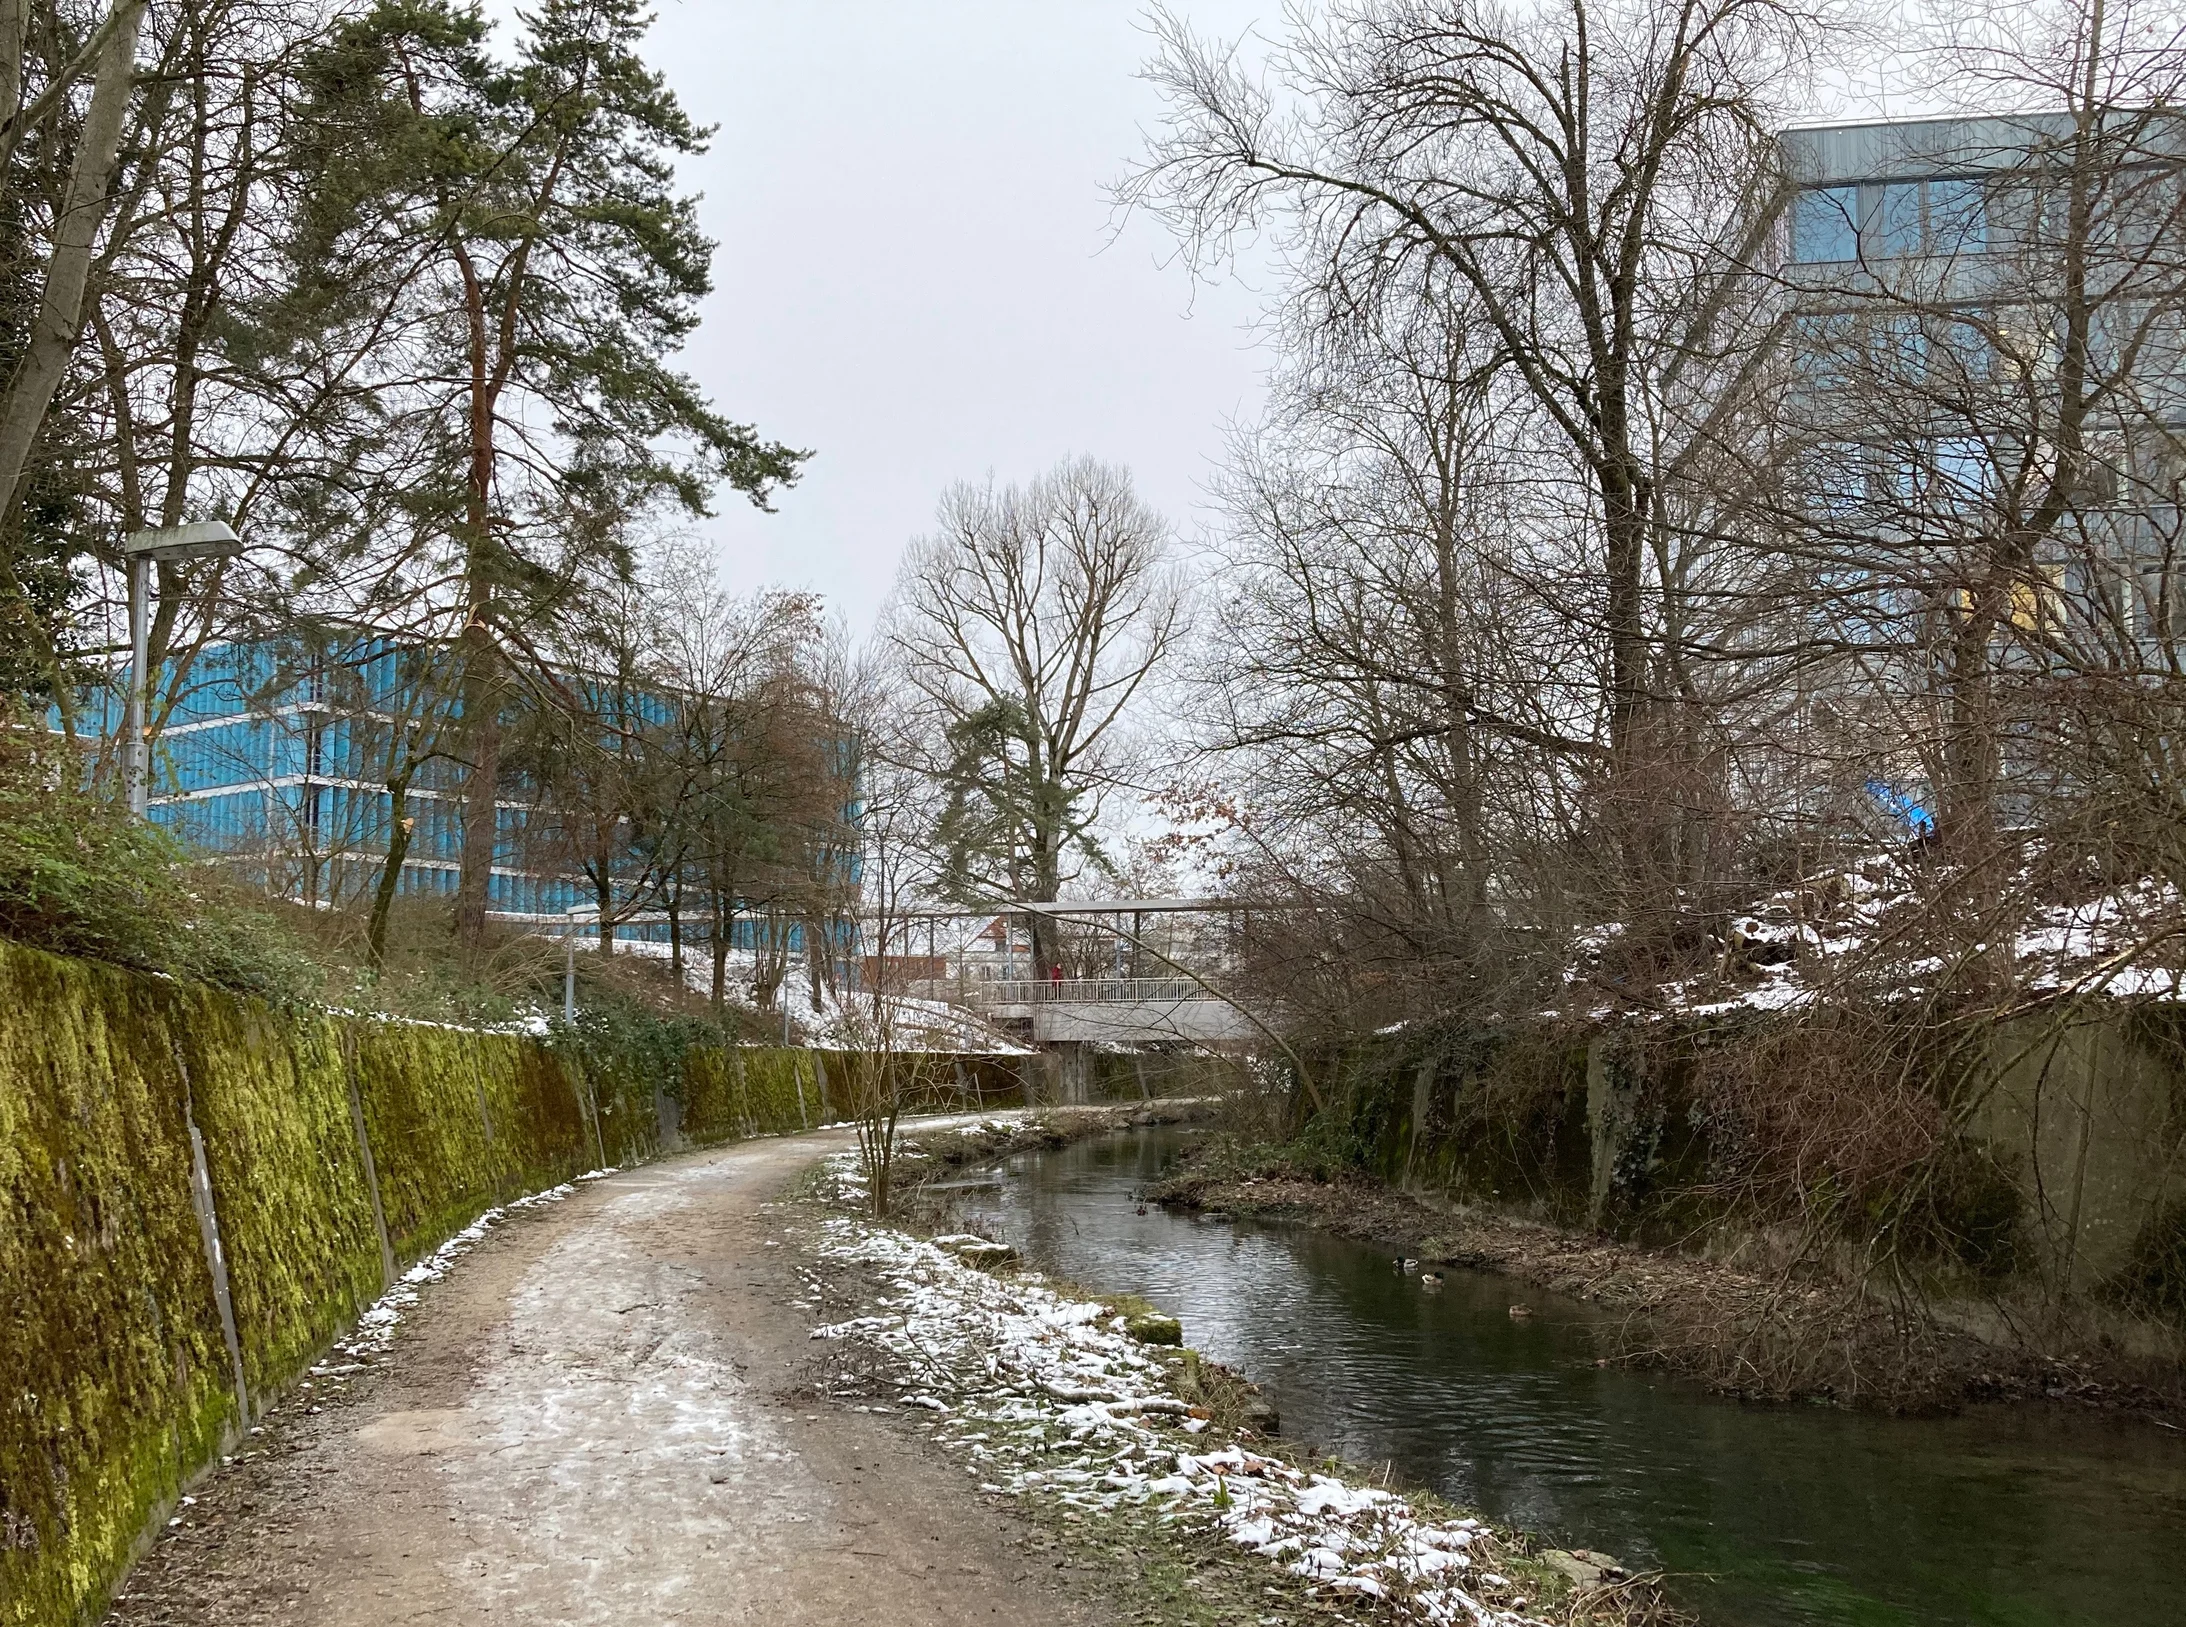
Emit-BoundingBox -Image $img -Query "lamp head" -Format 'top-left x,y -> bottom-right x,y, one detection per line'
124,520 -> 243,564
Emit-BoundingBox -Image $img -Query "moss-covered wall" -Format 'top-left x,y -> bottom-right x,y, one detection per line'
176,996 -> 382,1406
2,939 -> 1063,1627
1311,1004 -> 2186,1311
677,1047 -> 1031,1144
0,947 -> 237,1627
3,952 -> 645,1626
350,1021 -> 594,1259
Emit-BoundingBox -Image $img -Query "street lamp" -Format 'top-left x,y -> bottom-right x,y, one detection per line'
123,520 -> 243,815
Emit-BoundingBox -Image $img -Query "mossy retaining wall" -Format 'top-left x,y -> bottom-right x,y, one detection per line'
0,941 -> 1008,1627
677,1048 -> 1032,1142
1308,1003 -> 2186,1312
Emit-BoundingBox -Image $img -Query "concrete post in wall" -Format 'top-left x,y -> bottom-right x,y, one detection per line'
1046,1042 -> 1091,1105
1586,1034 -> 1647,1231
654,1071 -> 683,1153
1402,1056 -> 1436,1191
342,1028 -> 398,1288
182,1111 -> 251,1427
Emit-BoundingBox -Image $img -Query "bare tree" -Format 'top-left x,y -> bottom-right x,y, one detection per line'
882,456 -> 1181,973
1128,0 -> 1820,930
1194,292 -> 1586,1031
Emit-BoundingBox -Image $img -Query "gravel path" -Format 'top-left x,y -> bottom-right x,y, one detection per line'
106,1132 -> 1098,1626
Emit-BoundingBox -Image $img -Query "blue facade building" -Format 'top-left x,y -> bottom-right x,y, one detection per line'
79,637 -> 675,935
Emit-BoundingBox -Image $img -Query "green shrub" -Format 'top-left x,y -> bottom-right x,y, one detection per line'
0,721 -> 321,1003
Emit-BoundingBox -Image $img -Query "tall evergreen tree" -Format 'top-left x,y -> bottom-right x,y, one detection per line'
288,0 -> 804,946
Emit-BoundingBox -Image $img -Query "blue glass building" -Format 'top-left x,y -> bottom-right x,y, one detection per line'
76,637 -> 703,940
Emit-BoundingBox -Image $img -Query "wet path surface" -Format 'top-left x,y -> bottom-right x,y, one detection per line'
974,1126 -> 2186,1627
106,1132 -> 1096,1627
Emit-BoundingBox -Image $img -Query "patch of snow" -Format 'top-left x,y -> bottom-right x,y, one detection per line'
811,1213 -> 1550,1626
330,1172 -> 612,1361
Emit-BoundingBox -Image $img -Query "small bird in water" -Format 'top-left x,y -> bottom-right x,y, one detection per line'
1420,1271 -> 1444,1289
1394,1256 -> 1420,1271
1134,1203 -> 1148,1215
1507,1304 -> 1535,1320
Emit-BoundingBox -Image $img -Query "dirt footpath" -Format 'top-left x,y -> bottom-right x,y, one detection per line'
106,1132 -> 1100,1627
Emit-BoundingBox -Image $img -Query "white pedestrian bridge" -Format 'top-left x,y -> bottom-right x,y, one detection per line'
948,976 -> 1263,1046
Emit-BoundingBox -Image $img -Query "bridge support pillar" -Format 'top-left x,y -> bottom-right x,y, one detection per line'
1045,1041 -> 1093,1105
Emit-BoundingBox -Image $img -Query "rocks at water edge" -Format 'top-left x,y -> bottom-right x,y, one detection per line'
1122,1311 -> 1183,1346
1542,1548 -> 1628,1587
931,1234 -> 1019,1267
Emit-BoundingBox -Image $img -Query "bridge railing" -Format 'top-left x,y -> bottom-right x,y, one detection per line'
948,976 -> 1216,1007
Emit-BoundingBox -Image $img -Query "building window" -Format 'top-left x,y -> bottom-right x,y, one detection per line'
1835,177 -> 1991,261
1873,182 -> 1925,257
1927,178 -> 1988,255
1792,185 -> 1858,262
1931,436 -> 1992,507
1802,441 -> 1870,518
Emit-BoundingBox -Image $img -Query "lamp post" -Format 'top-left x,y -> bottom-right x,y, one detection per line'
123,520 -> 243,815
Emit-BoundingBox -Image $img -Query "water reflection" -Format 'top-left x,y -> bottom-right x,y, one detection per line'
980,1127 -> 2185,1627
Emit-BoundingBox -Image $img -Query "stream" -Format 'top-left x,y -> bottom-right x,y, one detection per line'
953,1125 -> 2184,1627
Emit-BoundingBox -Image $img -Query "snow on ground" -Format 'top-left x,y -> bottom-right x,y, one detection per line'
604,936 -> 1032,1053
323,1168 -> 619,1365
1558,855 -> 2186,1022
808,1195 -> 1555,1626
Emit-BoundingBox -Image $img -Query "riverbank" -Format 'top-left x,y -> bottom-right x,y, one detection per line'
888,1099 -> 1221,1213
805,1149 -> 1682,1627
1145,1136 -> 2185,1417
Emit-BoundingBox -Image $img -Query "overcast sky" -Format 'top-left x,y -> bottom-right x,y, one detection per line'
630,2 -> 1278,635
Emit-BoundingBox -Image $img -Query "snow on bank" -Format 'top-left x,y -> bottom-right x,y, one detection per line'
322,1168 -> 619,1365
1553,859 -> 2186,1023
809,1213 -> 1552,1626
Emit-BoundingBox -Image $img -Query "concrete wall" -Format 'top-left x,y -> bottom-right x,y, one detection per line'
1332,1003 -> 2186,1312
1972,1011 -> 2186,1293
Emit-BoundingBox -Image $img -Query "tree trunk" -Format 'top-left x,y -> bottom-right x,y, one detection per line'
367,783 -> 414,971
805,920 -> 830,1012
451,235 -> 501,947
453,651 -> 501,945
0,0 -> 145,514
709,884 -> 731,1012
0,0 -> 26,130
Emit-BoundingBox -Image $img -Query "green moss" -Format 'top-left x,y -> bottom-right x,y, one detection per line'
679,1046 -> 815,1143
0,945 -> 237,1627
351,1022 -> 510,1259
3,940 -> 1039,1627
179,998 -> 383,1402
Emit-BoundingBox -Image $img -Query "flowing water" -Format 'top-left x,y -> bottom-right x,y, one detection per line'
960,1125 -> 2185,1627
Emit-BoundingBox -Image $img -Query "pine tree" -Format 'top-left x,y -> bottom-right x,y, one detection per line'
287,0 -> 805,946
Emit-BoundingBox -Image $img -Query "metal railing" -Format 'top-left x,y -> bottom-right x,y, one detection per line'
957,976 -> 1215,1006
